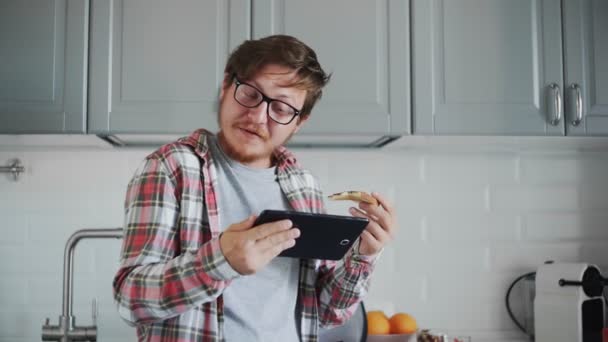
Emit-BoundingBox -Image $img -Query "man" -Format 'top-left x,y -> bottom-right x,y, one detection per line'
113,35 -> 396,342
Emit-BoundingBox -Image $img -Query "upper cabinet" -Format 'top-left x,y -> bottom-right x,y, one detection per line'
0,0 -> 88,133
412,0 -> 608,136
563,0 -> 608,136
89,0 -> 409,141
412,0 -> 564,135
88,0 -> 250,135
4,0 -> 605,139
252,0 -> 410,137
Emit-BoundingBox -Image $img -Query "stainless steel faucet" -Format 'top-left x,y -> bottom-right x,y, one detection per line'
42,228 -> 123,342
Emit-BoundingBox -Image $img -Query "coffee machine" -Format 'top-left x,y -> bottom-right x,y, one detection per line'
534,263 -> 607,342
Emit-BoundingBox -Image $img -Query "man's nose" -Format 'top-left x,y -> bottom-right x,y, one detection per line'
246,101 -> 268,123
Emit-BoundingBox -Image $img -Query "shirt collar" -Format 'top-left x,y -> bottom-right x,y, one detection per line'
178,128 -> 299,169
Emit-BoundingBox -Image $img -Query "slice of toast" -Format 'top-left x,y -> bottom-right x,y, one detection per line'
328,191 -> 378,205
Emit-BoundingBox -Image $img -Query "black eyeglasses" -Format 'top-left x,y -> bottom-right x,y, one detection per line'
233,76 -> 302,125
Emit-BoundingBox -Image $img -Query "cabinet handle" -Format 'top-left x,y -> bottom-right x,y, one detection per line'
569,83 -> 583,126
548,83 -> 562,126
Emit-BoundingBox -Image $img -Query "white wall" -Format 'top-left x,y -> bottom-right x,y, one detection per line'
1,145 -> 607,342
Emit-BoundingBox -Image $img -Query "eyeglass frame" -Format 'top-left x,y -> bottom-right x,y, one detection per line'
232,76 -> 302,125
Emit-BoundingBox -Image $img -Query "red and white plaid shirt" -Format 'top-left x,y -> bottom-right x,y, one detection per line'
113,129 -> 376,342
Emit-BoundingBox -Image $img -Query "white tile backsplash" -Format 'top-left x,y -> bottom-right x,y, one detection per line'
425,152 -> 517,185
581,182 -> 608,210
524,212 -> 608,241
490,243 -> 581,273
490,184 -> 580,211
1,146 -> 607,341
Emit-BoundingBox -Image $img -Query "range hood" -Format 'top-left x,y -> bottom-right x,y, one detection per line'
98,134 -> 401,149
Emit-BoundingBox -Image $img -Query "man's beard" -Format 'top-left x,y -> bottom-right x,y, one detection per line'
217,124 -> 296,166
217,125 -> 273,165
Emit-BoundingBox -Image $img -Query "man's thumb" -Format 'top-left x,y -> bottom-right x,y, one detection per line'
227,215 -> 257,232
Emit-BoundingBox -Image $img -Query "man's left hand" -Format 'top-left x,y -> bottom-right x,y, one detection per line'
349,192 -> 396,256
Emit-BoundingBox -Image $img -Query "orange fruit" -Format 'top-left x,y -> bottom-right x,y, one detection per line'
366,310 -> 390,335
389,312 -> 417,334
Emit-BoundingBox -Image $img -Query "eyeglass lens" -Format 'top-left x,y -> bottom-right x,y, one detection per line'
234,82 -> 297,124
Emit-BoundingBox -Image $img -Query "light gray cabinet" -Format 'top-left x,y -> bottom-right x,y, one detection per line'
413,0 -> 608,136
0,0 -> 88,133
88,0 -> 250,134
412,0 -> 564,135
90,0 -> 409,140
8,1 -> 604,139
253,0 -> 410,136
563,0 -> 608,136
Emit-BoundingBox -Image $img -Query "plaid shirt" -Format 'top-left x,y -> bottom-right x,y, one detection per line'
113,129 -> 376,342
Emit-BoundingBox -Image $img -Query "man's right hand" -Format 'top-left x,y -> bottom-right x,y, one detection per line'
219,215 -> 300,275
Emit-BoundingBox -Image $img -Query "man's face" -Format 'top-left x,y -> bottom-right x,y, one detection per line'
217,64 -> 308,168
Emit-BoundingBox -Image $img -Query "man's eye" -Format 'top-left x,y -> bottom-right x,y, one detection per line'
272,103 -> 292,115
244,89 -> 258,99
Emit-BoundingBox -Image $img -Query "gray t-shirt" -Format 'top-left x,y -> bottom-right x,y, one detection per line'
209,135 -> 300,342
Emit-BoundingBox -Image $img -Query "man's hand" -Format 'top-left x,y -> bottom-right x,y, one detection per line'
219,215 -> 300,275
349,192 -> 396,256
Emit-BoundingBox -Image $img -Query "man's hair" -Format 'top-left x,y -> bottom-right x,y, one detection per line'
224,35 -> 331,118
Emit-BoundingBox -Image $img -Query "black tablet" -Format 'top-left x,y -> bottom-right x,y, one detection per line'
254,209 -> 369,260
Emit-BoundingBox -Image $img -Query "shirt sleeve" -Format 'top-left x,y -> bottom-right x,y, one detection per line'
309,178 -> 380,327
112,157 -> 239,325
315,247 -> 379,327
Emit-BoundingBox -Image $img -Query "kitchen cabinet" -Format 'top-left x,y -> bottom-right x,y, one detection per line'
88,0 -> 250,135
412,0 -> 608,136
2,0 -> 408,144
563,0 -> 608,135
89,0 -> 409,144
252,0 -> 410,137
7,1 -> 604,140
0,0 -> 88,133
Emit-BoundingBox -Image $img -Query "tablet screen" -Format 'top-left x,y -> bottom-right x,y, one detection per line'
254,210 -> 369,260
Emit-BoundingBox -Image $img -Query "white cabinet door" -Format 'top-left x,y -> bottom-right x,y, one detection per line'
563,0 -> 608,136
0,0 -> 88,133
88,0 -> 250,134
252,0 -> 410,137
412,0 -> 564,135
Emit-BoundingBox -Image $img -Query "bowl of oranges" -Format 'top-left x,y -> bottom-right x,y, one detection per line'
366,310 -> 417,342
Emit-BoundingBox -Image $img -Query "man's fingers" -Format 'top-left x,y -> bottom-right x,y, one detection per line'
247,219 -> 293,241
371,192 -> 395,215
364,221 -> 391,243
226,215 -> 258,232
357,203 -> 390,231
257,227 -> 300,251
351,207 -> 393,241
357,196 -> 396,237
349,207 -> 369,219
263,236 -> 297,260
351,207 -> 390,240
360,230 -> 383,251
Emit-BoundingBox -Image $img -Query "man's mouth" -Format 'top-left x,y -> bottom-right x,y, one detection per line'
237,126 -> 269,140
